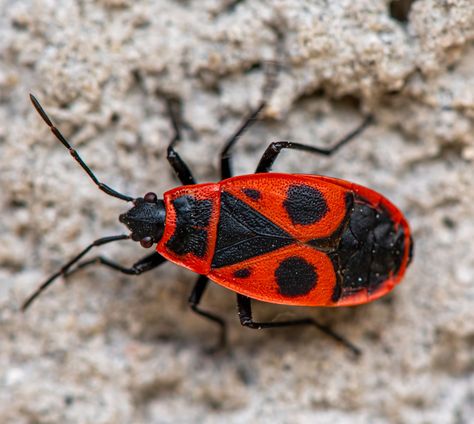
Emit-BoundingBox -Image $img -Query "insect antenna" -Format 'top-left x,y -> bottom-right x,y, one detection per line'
21,234 -> 130,311
29,94 -> 134,202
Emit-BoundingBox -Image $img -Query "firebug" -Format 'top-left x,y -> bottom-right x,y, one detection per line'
23,94 -> 413,355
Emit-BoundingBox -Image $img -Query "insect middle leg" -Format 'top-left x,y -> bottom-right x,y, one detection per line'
220,101 -> 267,179
236,294 -> 361,356
220,61 -> 279,179
255,115 -> 373,173
188,275 -> 227,351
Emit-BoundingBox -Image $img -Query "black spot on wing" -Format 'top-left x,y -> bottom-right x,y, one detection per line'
233,268 -> 251,278
211,191 -> 294,268
275,256 -> 317,297
284,184 -> 328,225
166,195 -> 213,258
242,188 -> 261,201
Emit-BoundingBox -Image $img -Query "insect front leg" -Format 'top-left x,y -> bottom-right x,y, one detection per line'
165,98 -> 197,185
64,251 -> 167,278
22,234 -> 131,311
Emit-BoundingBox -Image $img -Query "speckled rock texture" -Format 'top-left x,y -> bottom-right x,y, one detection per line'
1,1 -> 474,423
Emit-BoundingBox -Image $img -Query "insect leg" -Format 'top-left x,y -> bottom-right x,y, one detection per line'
29,94 -> 134,202
236,294 -> 361,356
189,275 -> 227,351
255,115 -> 373,173
21,234 -> 130,311
220,101 -> 267,179
64,251 -> 167,278
165,98 -> 196,185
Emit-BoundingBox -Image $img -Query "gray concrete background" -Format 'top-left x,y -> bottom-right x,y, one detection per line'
1,0 -> 474,423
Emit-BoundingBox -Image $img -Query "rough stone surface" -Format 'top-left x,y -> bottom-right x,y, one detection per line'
1,1 -> 474,423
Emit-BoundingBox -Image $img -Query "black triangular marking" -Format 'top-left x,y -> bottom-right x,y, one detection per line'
212,191 -> 294,268
212,208 -> 256,251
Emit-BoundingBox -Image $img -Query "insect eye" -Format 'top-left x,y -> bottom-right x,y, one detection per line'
144,192 -> 158,203
140,237 -> 154,248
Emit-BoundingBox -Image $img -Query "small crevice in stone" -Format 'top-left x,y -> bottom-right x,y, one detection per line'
222,0 -> 246,14
389,0 -> 416,23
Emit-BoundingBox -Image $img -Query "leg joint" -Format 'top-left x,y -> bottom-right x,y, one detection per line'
241,319 -> 261,329
270,141 -> 290,152
167,145 -> 176,158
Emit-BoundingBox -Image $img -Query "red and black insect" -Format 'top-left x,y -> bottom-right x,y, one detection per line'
23,94 -> 413,355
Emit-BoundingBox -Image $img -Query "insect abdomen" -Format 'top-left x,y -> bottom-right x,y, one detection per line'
328,195 -> 412,305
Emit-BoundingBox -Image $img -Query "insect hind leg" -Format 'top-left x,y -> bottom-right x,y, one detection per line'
237,294 -> 361,356
255,115 -> 373,173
